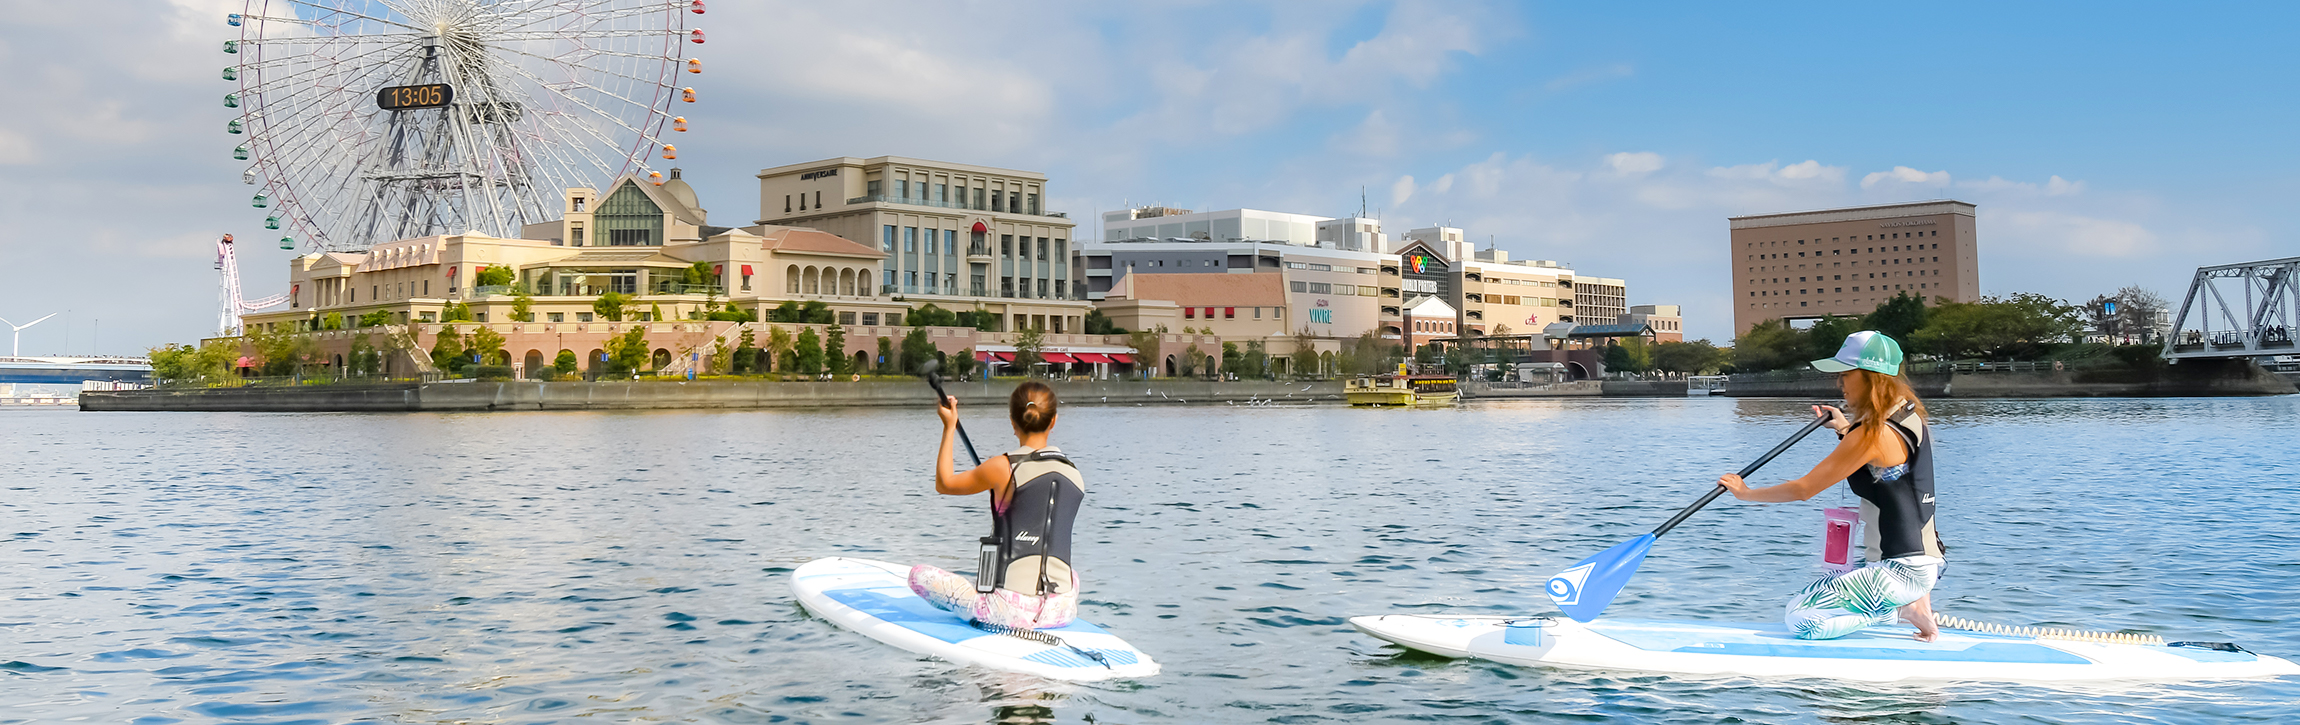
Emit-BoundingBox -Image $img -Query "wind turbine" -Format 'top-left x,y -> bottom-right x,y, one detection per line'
1,313 -> 58,358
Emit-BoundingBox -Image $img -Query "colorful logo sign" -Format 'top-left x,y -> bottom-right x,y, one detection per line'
1406,254 -> 1433,274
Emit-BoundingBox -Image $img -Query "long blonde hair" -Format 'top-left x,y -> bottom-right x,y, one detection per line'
1845,368 -> 1927,449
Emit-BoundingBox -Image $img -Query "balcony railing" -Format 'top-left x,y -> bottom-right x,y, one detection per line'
845,195 -> 1068,219
471,284 -> 514,297
647,282 -> 724,296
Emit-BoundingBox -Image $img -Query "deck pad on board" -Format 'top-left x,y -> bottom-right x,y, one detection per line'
792,557 -> 1158,681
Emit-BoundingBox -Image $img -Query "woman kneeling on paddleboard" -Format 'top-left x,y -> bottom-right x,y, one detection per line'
1717,331 -> 1947,642
910,381 -> 1084,630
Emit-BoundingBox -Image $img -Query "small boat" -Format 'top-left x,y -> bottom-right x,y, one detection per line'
1346,374 -> 1459,406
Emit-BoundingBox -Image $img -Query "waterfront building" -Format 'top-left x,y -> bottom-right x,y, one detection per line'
756,156 -> 1092,334
1100,207 -> 1328,247
1099,272 -> 1292,345
1729,200 -> 1980,334
1619,304 -> 1684,343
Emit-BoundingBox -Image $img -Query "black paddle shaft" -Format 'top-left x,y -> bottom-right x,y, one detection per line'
1649,414 -> 1831,537
925,370 -> 982,466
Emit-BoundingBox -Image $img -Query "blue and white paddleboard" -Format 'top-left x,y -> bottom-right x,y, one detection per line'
1350,614 -> 2300,683
791,557 -> 1159,682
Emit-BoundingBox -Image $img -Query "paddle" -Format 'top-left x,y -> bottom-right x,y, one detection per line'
920,359 -> 982,466
1545,413 -> 1831,623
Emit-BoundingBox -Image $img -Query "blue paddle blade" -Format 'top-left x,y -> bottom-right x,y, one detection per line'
1546,533 -> 1655,623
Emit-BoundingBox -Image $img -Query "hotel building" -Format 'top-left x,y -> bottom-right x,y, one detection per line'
756,156 -> 1093,334
1729,201 -> 1980,334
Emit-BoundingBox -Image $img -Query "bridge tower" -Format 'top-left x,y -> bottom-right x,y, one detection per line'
2162,256 -> 2297,361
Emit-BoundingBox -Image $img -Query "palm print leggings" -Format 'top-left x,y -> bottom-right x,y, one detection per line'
1784,555 -> 1942,639
908,564 -> 1079,630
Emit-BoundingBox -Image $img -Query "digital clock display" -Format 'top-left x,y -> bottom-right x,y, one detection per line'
376,83 -> 454,111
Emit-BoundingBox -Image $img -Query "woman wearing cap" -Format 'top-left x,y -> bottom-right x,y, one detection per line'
1716,331 -> 1946,641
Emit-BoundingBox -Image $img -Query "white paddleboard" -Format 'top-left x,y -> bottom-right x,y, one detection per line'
791,557 -> 1159,682
1350,614 -> 2300,683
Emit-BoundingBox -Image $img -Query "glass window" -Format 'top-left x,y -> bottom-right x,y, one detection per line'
944,230 -> 956,255
867,180 -> 882,196
1027,193 -> 1039,215
1291,281 -> 1306,292
578,312 -> 594,322
548,312 -> 564,322
905,227 -> 916,253
937,183 -> 948,203
992,191 -> 1005,212
839,311 -> 856,325
883,225 -> 896,252
1010,192 -> 1021,212
863,312 -> 878,326
896,180 -> 908,199
973,188 -> 986,209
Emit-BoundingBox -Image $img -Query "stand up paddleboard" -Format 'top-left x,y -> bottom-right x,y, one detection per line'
1350,614 -> 2300,683
791,557 -> 1159,682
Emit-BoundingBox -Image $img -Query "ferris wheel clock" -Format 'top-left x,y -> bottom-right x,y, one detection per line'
376,83 -> 453,111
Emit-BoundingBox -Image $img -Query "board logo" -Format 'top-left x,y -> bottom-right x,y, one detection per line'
1547,563 -> 1593,606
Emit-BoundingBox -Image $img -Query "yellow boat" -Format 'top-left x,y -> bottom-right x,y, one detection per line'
1345,374 -> 1459,406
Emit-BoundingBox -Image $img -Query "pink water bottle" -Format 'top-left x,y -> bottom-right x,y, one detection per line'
1821,507 -> 1861,573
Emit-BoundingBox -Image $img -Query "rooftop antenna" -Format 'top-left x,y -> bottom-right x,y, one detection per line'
1,312 -> 58,358
1360,186 -> 1367,218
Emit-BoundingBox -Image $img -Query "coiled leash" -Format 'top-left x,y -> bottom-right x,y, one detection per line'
971,620 -> 1114,669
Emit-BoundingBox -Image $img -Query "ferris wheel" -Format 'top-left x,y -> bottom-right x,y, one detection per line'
224,0 -> 705,252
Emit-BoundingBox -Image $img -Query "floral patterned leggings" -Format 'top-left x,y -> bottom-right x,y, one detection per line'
908,564 -> 1080,630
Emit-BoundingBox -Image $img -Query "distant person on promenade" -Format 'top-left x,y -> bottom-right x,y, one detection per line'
1715,331 -> 1947,641
909,381 -> 1084,630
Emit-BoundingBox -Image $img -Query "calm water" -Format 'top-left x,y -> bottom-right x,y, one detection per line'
3,396 -> 2296,724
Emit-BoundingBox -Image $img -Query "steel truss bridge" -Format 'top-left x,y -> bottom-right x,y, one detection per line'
2163,256 -> 2297,361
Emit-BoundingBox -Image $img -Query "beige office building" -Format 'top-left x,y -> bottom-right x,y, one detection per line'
756,156 -> 1091,333
1729,201 -> 1980,334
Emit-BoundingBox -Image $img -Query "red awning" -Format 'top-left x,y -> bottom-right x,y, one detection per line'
713,264 -> 723,275
971,221 -> 989,233
741,264 -> 753,275
1106,353 -> 1134,364
984,352 -> 1013,362
1041,352 -> 1079,364
1073,353 -> 1114,364
235,356 -> 255,368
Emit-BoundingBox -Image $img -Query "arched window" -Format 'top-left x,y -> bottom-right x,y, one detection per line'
786,265 -> 800,293
804,266 -> 820,295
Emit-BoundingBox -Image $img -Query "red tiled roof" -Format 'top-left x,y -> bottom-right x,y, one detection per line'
1116,272 -> 1287,307
759,227 -> 886,258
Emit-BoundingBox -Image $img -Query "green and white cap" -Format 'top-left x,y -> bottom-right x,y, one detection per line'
1811,330 -> 1904,375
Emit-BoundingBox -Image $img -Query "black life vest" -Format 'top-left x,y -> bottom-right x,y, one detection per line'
1845,402 -> 1944,561
990,447 -> 1083,595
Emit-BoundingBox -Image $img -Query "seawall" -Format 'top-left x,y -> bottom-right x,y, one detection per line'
81,379 -> 1344,413
1722,360 -> 2295,398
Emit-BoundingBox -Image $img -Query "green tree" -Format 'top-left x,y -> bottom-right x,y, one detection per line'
430,325 -> 467,375
1013,326 -> 1047,374
1290,328 -> 1320,379
607,325 -> 649,374
953,348 -> 978,379
732,328 -> 759,374
511,287 -> 535,322
1651,339 -> 1727,376
709,336 -> 733,374
440,301 -> 473,322
1732,319 -> 1806,372
909,303 -> 959,327
1221,341 -> 1242,376
148,340 -> 238,386
1181,343 -> 1206,378
347,334 -> 378,377
875,336 -> 897,374
794,327 -> 825,375
1911,293 -> 2081,360
649,302 -> 666,323
800,300 -> 835,324
475,266 -> 515,287
1126,328 -> 1163,378
320,311 -> 345,330
767,300 -> 802,323
825,322 -> 850,375
593,291 -> 628,322
900,327 -> 937,375
1863,292 -> 1928,341
553,349 -> 579,375
683,260 -> 715,288
767,326 -> 795,372
358,309 -> 395,327
1084,308 -> 1125,335
1243,340 -> 1269,379
469,325 -> 507,365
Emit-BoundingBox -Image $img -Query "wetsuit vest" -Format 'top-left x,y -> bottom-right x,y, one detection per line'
1844,402 -> 1945,561
990,446 -> 1084,596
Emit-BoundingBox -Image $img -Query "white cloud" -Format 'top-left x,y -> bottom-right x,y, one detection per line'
1998,211 -> 2156,258
1605,151 -> 1664,175
1429,173 -> 1456,195
1860,165 -> 1952,189
1390,175 -> 1417,207
1958,174 -> 2087,197
1335,110 -> 1401,157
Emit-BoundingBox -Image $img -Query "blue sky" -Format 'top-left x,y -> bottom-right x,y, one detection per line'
2,0 -> 2293,352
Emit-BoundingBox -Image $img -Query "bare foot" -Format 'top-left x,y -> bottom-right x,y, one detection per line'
1898,596 -> 1939,642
